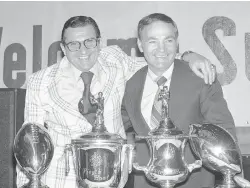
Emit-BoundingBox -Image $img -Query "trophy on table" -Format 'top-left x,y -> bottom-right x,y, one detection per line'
13,123 -> 54,188
133,86 -> 202,188
189,123 -> 250,188
65,92 -> 134,188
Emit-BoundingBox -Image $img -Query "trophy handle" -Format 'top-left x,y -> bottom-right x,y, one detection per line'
133,163 -> 149,173
122,144 -> 135,173
133,136 -> 149,173
234,175 -> 250,188
187,159 -> 202,173
64,144 -> 72,176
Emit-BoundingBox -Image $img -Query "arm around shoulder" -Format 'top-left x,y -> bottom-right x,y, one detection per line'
23,73 -> 47,128
121,95 -> 134,134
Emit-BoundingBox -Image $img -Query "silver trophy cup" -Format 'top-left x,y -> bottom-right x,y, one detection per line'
65,92 -> 134,188
13,123 -> 54,188
133,86 -> 202,188
189,123 -> 250,188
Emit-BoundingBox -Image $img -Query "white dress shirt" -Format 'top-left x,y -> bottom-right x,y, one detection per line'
71,58 -> 107,110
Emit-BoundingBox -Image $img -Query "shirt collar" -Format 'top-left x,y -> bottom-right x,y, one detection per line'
148,63 -> 174,83
68,58 -> 99,82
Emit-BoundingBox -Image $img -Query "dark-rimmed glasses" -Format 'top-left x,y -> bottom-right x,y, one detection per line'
63,38 -> 100,52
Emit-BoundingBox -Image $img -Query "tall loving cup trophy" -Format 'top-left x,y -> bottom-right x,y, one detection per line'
133,86 -> 202,188
13,123 -> 54,188
189,123 -> 250,188
65,92 -> 134,188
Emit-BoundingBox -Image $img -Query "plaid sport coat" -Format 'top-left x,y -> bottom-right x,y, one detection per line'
16,45 -> 145,188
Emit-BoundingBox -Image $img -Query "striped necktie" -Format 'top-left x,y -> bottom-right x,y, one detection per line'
150,76 -> 168,129
78,71 -> 97,125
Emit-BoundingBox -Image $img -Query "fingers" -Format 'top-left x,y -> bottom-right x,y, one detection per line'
206,60 -> 217,85
204,60 -> 213,85
192,67 -> 204,80
211,64 -> 216,83
198,62 -> 209,84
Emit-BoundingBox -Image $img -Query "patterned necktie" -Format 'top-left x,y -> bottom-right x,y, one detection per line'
78,71 -> 97,125
150,76 -> 168,129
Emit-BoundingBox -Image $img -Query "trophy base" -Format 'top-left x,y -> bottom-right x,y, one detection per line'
215,185 -> 240,188
21,182 -> 50,188
201,185 -> 240,188
21,186 -> 49,188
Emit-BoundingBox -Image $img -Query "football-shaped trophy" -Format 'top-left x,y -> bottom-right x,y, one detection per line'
189,123 -> 250,188
13,123 -> 54,188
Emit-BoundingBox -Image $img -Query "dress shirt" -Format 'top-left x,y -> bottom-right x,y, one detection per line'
141,63 -> 174,128
71,58 -> 107,110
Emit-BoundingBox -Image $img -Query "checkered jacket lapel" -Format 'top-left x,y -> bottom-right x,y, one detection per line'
47,62 -> 86,122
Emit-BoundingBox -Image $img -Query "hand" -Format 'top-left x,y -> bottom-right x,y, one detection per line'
117,144 -> 134,188
183,52 -> 216,85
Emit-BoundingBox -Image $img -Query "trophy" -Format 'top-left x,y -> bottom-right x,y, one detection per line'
65,92 -> 134,188
13,123 -> 54,188
189,123 -> 250,188
133,86 -> 202,188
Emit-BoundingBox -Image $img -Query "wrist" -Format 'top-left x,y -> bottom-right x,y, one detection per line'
175,53 -> 182,60
181,50 -> 194,61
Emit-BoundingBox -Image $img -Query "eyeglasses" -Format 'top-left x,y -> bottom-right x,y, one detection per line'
64,38 -> 100,52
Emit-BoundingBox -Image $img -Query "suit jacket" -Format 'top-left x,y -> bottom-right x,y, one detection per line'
122,59 -> 236,188
16,45 -> 143,188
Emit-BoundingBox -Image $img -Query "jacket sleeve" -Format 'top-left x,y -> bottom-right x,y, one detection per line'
200,78 -> 237,139
121,94 -> 134,133
23,73 -> 47,128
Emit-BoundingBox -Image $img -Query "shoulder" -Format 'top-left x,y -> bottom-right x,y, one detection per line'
100,45 -> 126,56
174,59 -> 193,74
173,59 -> 223,94
27,62 -> 59,88
173,59 -> 204,84
126,66 -> 148,85
99,45 -> 129,64
28,62 -> 58,81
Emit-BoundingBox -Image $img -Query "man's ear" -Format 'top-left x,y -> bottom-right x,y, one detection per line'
60,42 -> 66,56
176,38 -> 179,52
98,38 -> 104,49
137,38 -> 143,53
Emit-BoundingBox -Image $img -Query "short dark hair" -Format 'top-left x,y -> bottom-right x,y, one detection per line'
61,16 -> 101,42
137,13 -> 179,40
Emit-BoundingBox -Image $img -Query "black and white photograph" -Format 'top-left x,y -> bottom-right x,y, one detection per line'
0,1 -> 250,188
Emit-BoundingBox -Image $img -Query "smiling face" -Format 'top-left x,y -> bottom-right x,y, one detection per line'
60,24 -> 100,72
137,21 -> 178,76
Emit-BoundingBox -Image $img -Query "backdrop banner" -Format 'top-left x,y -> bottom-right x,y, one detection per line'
0,1 -> 249,127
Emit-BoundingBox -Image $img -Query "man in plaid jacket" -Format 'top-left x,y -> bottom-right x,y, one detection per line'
16,16 -> 215,188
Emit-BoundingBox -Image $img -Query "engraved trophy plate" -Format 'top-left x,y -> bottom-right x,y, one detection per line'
65,92 -> 134,188
80,148 -> 115,182
189,123 -> 250,188
71,143 -> 123,188
13,123 -> 54,188
133,86 -> 201,188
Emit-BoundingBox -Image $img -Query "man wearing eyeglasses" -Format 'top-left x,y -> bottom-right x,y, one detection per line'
16,16 -> 216,188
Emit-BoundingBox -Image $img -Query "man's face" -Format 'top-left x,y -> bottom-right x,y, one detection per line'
60,25 -> 100,72
137,21 -> 178,75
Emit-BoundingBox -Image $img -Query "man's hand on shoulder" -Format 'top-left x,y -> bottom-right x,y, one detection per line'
182,51 -> 216,85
